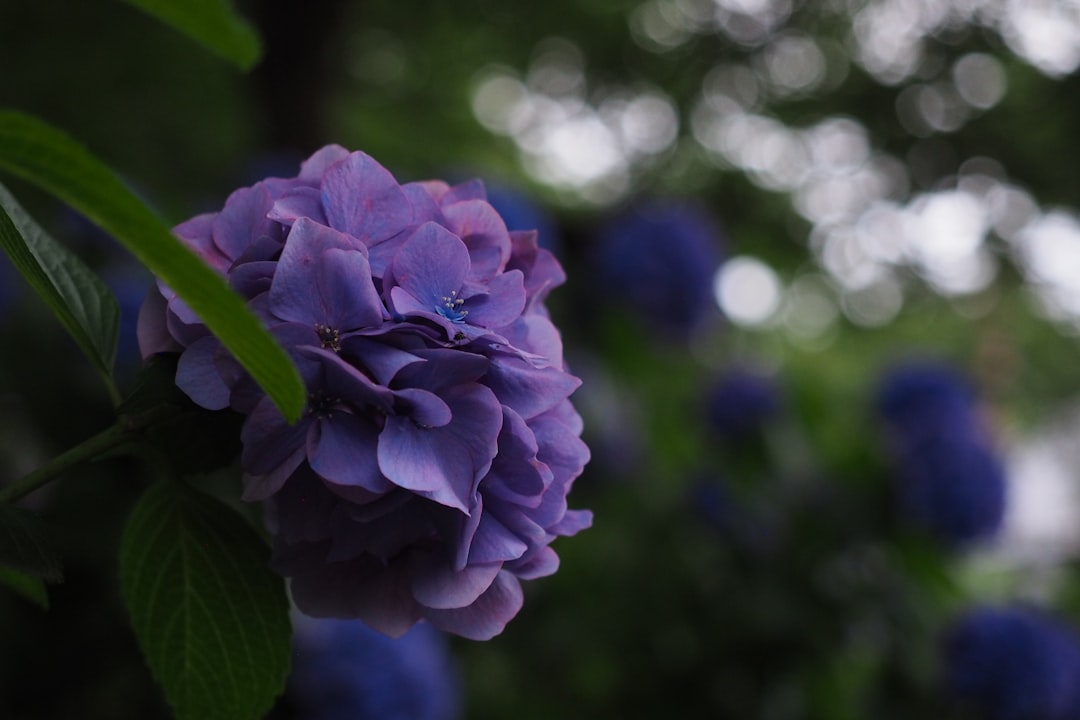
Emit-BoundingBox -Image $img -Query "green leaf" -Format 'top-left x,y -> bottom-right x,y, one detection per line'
0,566 -> 49,609
0,182 -> 120,382
120,0 -> 262,70
0,111 -> 306,423
0,504 -> 63,582
120,481 -> 290,720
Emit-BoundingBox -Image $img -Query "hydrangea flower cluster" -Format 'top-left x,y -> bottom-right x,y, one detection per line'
945,606 -> 1080,720
590,199 -> 723,337
289,615 -> 461,720
138,146 -> 591,640
874,361 -> 1006,546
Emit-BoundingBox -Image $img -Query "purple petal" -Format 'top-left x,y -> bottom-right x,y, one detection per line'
393,388 -> 452,428
289,557 -> 422,637
484,354 -> 582,419
228,260 -> 277,300
423,571 -> 523,640
411,551 -> 502,609
320,152 -> 412,244
439,179 -> 487,205
299,346 -> 396,413
506,546 -> 560,580
500,314 -> 564,368
484,407 -> 550,508
270,218 -> 365,325
212,183 -> 276,261
176,336 -> 230,410
378,384 -> 502,512
550,508 -> 594,536
400,181 -> 446,226
308,412 -> 390,493
241,396 -> 312,476
339,337 -> 425,385
298,144 -> 351,184
442,200 -> 512,281
461,270 -> 526,329
137,287 -> 181,358
467,512 -> 529,565
242,446 -> 306,501
268,186 -> 326,227
391,223 -> 471,312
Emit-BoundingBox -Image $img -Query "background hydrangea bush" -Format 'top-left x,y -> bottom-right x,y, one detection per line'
5,1 -> 1080,719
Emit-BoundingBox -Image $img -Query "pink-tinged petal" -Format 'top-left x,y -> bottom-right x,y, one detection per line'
298,144 -> 351,184
174,212 -> 215,244
423,571 -> 523,640
413,179 -> 450,203
400,181 -> 446,225
212,183 -> 276,261
411,552 -> 502,609
137,287 -> 181,358
176,336 -> 230,410
308,412 -> 391,493
461,270 -> 526,329
439,179 -> 486,205
508,231 -> 566,308
442,199 -> 512,281
393,388 -> 452,428
506,546 -> 560,580
321,152 -> 412,244
268,186 -> 326,226
392,223 -> 471,310
270,218 -> 364,325
501,314 -> 564,368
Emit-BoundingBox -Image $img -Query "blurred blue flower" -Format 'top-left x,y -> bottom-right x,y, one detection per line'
945,606 -> 1080,720
591,199 -> 724,337
897,436 -> 1006,546
290,616 -> 462,720
875,360 -> 978,446
706,367 -> 781,441
874,360 -> 1006,546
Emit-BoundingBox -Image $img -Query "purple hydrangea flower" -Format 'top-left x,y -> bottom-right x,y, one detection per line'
945,606 -> 1080,720
590,199 -> 724,337
289,615 -> 461,720
874,360 -> 1006,547
138,146 -> 591,640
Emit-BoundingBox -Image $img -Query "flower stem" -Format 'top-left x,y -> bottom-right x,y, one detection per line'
0,422 -> 131,505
